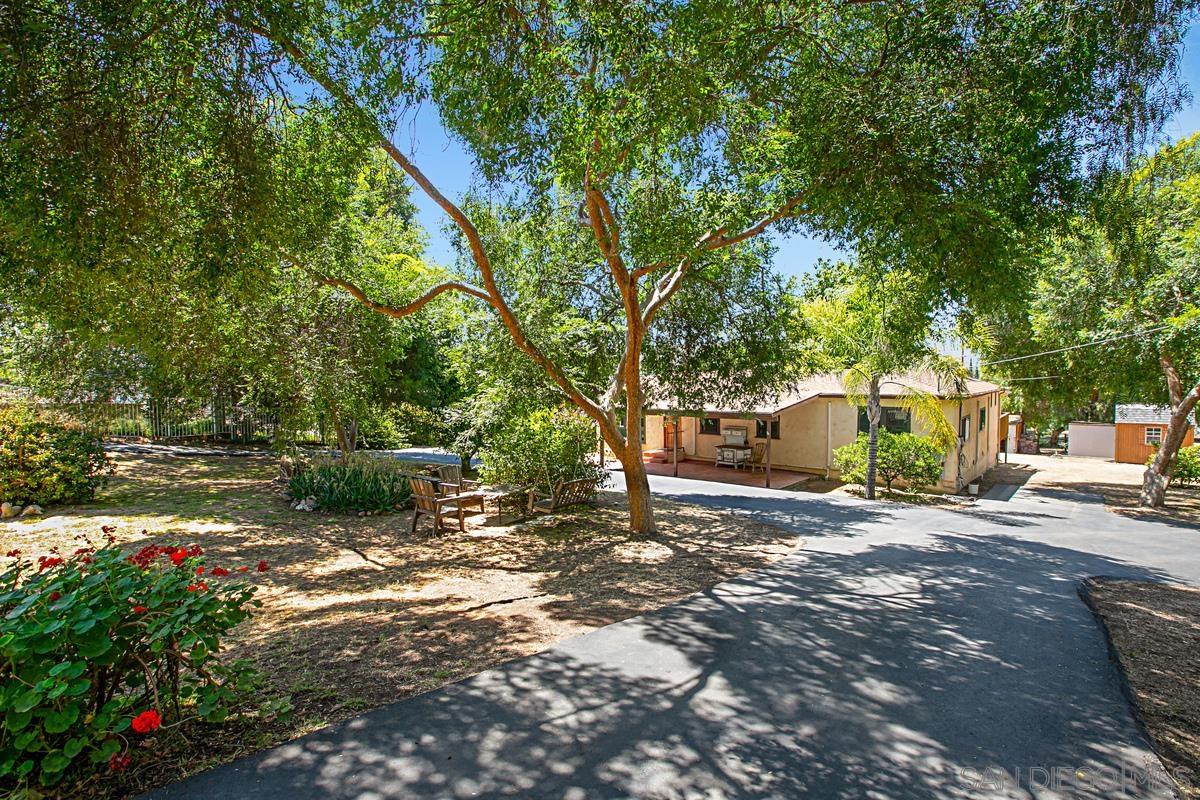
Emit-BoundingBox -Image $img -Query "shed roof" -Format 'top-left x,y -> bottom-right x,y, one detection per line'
1115,404 -> 1196,426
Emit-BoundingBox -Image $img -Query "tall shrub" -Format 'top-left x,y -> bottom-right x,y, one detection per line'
0,406 -> 112,506
479,408 -> 607,492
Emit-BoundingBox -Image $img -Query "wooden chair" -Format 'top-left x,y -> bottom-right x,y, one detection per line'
436,463 -> 482,494
434,463 -> 486,515
531,477 -> 600,514
410,476 -> 476,534
748,442 -> 768,473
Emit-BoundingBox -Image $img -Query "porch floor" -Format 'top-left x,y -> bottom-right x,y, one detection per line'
633,455 -> 815,490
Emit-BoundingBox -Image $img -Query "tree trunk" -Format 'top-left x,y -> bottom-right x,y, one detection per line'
1140,356 -> 1200,508
865,378 -> 882,500
621,448 -> 657,536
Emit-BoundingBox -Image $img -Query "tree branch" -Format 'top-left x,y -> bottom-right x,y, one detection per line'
228,12 -> 617,435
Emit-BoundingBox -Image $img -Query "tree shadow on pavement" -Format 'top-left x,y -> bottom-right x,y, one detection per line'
146,533 -> 1177,800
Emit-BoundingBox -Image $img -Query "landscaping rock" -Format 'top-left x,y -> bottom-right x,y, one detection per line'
20,504 -> 42,517
0,502 -> 14,519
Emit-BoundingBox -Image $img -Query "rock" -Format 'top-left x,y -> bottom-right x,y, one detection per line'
0,502 -> 14,519
20,505 -> 42,517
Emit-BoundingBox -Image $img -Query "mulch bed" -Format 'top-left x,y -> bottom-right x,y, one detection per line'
1081,577 -> 1200,798
1,452 -> 801,798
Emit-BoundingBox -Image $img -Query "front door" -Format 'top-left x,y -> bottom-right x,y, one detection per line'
663,419 -> 678,451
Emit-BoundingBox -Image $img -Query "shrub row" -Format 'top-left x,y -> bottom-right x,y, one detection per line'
286,454 -> 413,513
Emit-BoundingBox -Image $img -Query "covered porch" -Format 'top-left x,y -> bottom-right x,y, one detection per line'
636,455 -> 815,490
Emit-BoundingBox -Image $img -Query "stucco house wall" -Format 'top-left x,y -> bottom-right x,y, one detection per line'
646,387 -> 1003,493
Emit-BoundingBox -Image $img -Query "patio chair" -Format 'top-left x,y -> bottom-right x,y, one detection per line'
410,476 -> 480,534
531,477 -> 600,514
748,442 -> 767,473
435,463 -> 486,516
436,463 -> 482,495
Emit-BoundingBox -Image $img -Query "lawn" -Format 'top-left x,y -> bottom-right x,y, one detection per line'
0,449 -> 800,797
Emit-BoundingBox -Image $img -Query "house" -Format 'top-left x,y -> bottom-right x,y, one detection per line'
644,372 -> 1004,492
1113,404 -> 1196,464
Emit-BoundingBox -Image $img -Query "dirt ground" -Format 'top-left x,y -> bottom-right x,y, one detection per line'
0,450 -> 801,797
1083,578 -> 1200,798
980,452 -> 1200,528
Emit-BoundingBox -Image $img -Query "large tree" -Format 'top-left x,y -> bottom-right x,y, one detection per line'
988,133 -> 1200,507
2,0 -> 1194,533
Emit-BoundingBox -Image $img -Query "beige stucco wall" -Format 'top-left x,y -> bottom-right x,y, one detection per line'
646,389 -> 1003,493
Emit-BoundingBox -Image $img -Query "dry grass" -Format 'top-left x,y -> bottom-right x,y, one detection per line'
0,450 -> 800,797
1083,578 -> 1200,798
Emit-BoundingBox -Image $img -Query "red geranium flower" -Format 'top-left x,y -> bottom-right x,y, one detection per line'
5,549 -> 20,558
168,549 -> 186,566
256,560 -> 269,573
195,566 -> 205,575
130,709 -> 161,734
237,566 -> 249,573
133,605 -> 149,613
48,591 -> 61,601
108,753 -> 132,773
210,567 -> 229,577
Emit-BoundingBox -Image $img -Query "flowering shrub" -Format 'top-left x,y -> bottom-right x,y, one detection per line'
287,454 -> 413,513
0,531 -> 270,791
0,405 -> 112,506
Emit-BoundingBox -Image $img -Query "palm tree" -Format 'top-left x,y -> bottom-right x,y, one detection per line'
802,268 -> 976,499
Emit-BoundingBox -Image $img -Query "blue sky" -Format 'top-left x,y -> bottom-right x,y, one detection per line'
400,24 -> 1200,277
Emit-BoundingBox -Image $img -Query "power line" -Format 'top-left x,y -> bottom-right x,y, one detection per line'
981,325 -> 1175,366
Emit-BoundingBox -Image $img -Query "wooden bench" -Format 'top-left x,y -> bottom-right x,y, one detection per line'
531,477 -> 600,514
410,476 -> 484,534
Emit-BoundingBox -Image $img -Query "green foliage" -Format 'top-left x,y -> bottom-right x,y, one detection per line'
988,133 -> 1200,424
478,409 -> 608,493
0,539 -> 265,791
0,406 -> 112,506
1153,444 -> 1200,488
287,455 -> 413,513
834,432 -> 947,492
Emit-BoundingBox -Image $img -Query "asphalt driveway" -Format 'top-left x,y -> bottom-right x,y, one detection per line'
145,473 -> 1200,799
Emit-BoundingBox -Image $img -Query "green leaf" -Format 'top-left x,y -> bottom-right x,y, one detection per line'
42,704 -> 79,734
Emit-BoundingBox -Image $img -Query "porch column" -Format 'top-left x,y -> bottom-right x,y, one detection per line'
765,418 -> 773,489
672,414 -> 679,478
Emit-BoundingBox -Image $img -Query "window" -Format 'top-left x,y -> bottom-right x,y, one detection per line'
858,407 -> 912,434
979,408 -> 987,432
1145,426 -> 1163,445
960,415 -> 971,441
699,417 -> 721,436
755,419 -> 781,440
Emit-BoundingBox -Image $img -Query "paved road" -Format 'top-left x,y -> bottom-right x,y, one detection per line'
147,474 -> 1200,800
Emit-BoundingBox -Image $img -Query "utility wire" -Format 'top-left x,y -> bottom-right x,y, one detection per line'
981,325 -> 1175,366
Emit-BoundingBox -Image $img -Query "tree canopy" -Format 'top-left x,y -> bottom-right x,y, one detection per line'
2,0 -> 1196,531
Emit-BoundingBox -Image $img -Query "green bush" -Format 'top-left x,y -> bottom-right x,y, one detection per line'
1152,444 -> 1200,488
478,408 -> 608,492
834,431 -> 946,491
287,454 -> 413,513
0,535 -> 270,792
0,406 -> 113,506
